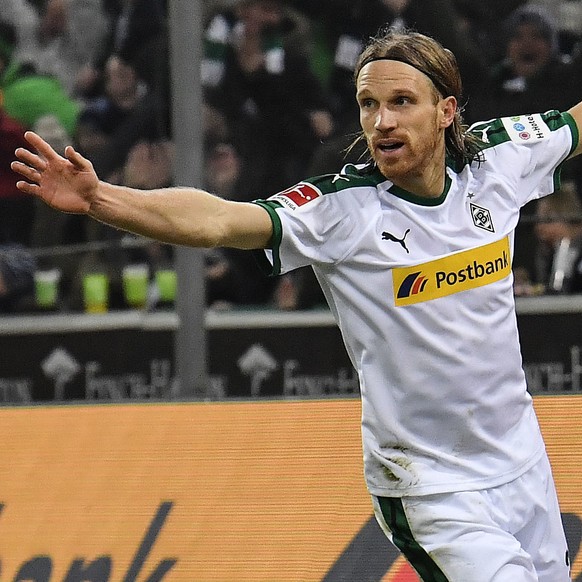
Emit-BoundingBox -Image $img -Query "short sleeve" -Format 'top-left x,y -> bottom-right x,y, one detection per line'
251,174 -> 381,275
472,111 -> 578,208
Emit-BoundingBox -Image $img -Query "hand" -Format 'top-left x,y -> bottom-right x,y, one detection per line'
123,141 -> 174,189
381,0 -> 410,14
235,15 -> 265,74
309,110 -> 334,140
11,131 -> 99,215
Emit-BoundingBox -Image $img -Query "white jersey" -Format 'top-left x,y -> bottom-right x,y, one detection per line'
253,110 -> 579,497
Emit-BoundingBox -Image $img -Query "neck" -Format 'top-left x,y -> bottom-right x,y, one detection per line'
390,147 -> 447,198
391,169 -> 446,198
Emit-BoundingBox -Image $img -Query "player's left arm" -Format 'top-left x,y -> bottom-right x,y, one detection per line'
568,101 -> 582,158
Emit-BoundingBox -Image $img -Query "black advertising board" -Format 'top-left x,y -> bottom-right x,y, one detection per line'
0,310 -> 356,402
2,296 -> 582,402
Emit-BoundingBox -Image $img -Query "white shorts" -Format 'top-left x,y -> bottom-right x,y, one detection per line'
372,452 -> 570,581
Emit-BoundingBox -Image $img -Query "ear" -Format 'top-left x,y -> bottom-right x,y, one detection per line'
439,96 -> 457,129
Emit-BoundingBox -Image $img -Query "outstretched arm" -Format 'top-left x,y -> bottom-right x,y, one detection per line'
568,102 -> 582,159
11,132 -> 273,250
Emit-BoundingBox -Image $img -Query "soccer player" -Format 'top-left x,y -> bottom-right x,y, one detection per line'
12,29 -> 582,582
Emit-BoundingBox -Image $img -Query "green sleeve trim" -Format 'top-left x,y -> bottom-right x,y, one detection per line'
561,110 -> 580,158
551,111 -> 579,191
251,200 -> 283,276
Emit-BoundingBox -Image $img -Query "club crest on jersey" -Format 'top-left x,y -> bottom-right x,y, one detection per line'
392,236 -> 511,306
271,182 -> 322,210
470,203 -> 495,232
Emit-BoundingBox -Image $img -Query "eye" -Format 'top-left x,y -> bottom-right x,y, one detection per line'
360,98 -> 376,109
395,95 -> 411,106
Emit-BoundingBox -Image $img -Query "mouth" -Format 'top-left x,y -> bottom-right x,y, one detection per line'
375,140 -> 405,157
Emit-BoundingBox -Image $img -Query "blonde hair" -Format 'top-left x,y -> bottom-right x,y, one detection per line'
352,29 -> 483,168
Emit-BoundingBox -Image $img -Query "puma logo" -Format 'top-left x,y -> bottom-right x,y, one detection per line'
478,125 -> 491,144
382,229 -> 410,253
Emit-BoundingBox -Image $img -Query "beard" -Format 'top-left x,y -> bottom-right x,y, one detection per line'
370,121 -> 443,185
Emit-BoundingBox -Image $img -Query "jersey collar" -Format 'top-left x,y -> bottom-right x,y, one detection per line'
387,172 -> 452,206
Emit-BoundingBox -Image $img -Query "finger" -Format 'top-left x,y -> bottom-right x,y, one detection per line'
15,180 -> 41,196
14,147 -> 48,171
23,131 -> 63,161
11,160 -> 42,183
64,145 -> 93,171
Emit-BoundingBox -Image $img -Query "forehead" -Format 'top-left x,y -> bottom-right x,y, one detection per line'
356,59 -> 433,96
510,22 -> 550,42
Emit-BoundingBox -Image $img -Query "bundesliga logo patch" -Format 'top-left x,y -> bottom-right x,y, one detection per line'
392,237 -> 511,306
271,182 -> 322,210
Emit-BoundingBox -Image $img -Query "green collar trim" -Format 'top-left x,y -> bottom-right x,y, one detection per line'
388,173 -> 452,206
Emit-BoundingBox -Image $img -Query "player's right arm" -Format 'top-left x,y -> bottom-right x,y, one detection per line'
12,131 -> 273,250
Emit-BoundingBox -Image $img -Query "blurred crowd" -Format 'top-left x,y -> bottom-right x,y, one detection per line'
1,0 -> 582,313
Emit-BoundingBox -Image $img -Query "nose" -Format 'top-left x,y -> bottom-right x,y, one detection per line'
374,106 -> 397,131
